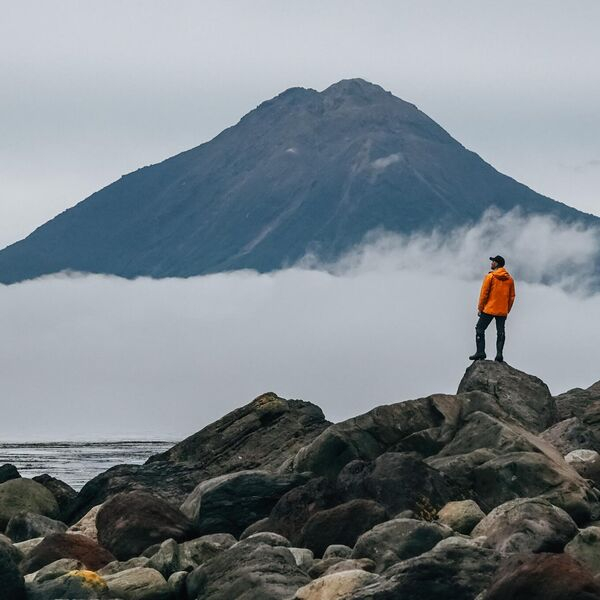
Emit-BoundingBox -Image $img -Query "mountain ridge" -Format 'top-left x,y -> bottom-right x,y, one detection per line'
1,78 -> 597,284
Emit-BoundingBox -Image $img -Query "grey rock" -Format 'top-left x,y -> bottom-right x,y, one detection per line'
352,518 -> 453,572
0,478 -> 59,531
473,451 -> 597,523
288,547 -> 314,571
0,532 -> 22,565
425,448 -> 497,489
0,536 -> 25,600
457,360 -> 556,432
0,464 -> 20,485
146,538 -> 179,578
565,449 -> 600,483
67,504 -> 102,541
168,570 -> 188,600
6,511 -> 67,542
32,475 -> 77,522
541,417 -> 600,454
472,497 -> 578,553
177,533 -> 237,571
33,558 -> 83,582
185,539 -> 310,599
13,536 -> 43,557
243,532 -> 291,547
103,567 -> 170,600
98,556 -> 150,576
564,525 -> 600,575
324,559 -> 376,575
348,536 -> 500,600
437,500 -> 485,534
322,544 -> 353,560
180,469 -> 309,537
26,570 -> 110,600
295,569 -> 380,599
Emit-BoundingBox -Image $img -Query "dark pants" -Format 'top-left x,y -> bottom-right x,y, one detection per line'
476,312 -> 506,357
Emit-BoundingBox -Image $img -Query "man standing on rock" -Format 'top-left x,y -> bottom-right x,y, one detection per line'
469,255 -> 516,362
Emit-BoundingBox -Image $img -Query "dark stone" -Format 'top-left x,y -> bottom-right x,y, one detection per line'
555,385 -> 600,421
0,538 -> 25,600
457,361 -> 556,432
66,461 -> 210,524
472,497 -> 578,554
148,393 -> 329,469
26,570 -> 110,599
299,499 -> 387,557
541,417 -> 600,454
6,512 -> 67,542
0,464 -> 20,485
32,475 -> 77,521
97,491 -> 198,561
180,470 -> 309,537
20,533 -> 115,575
485,553 -> 600,600
348,537 -> 500,600
337,452 -> 466,517
185,540 -> 310,600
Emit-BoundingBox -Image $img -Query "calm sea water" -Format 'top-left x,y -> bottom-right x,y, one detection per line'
0,441 -> 175,491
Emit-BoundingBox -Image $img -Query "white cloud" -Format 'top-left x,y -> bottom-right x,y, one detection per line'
1,211 -> 599,441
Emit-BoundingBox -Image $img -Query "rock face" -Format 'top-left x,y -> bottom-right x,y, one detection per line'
0,478 -> 59,531
352,518 -> 452,573
20,533 -> 115,574
180,470 -> 309,537
457,360 -> 556,432
68,394 -> 329,523
6,511 -> 67,542
149,393 -> 329,469
97,491 -> 198,560
0,538 -> 25,600
484,553 -> 600,600
0,464 -> 20,485
185,540 -> 311,600
349,537 -> 501,600
298,499 -> 387,557
436,500 -> 485,534
472,498 -> 578,553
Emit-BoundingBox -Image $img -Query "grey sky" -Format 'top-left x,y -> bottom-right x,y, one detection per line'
1,0 -> 599,249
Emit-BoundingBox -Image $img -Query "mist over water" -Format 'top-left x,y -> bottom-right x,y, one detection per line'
1,211 -> 599,442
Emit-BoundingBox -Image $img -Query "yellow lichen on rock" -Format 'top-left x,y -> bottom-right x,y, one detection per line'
66,570 -> 108,589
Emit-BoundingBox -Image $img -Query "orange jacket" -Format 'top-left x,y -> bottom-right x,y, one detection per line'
478,267 -> 516,317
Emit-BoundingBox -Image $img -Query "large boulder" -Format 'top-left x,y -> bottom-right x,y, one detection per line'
351,518 -> 452,573
102,567 -> 170,600
244,477 -> 339,544
66,461 -> 211,523
6,512 -> 67,542
33,558 -> 84,582
185,540 -> 311,600
294,570 -> 380,599
565,526 -> 600,576
0,478 -> 59,531
349,536 -> 501,600
32,475 -> 77,521
0,464 -> 20,485
484,553 -> 600,600
565,449 -> 600,483
436,499 -> 485,534
554,383 -> 600,421
337,452 -> 465,517
67,504 -> 102,541
425,448 -> 496,489
473,451 -> 597,523
298,499 -> 387,557
471,497 -> 578,553
26,570 -> 110,600
457,360 -> 556,432
149,393 -> 329,468
180,470 -> 309,537
97,491 -> 197,561
292,393 -> 463,478
0,537 -> 25,600
20,533 -> 116,574
541,418 -> 600,454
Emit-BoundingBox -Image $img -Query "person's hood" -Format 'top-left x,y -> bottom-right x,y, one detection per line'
490,267 -> 511,281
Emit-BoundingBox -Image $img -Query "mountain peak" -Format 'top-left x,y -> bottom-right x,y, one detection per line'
322,78 -> 388,96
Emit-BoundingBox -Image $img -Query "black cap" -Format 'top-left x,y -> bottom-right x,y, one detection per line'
489,255 -> 505,267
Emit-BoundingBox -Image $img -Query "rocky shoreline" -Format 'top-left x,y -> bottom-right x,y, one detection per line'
2,361 -> 600,599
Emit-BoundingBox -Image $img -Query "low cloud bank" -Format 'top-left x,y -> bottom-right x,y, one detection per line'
1,211 -> 599,441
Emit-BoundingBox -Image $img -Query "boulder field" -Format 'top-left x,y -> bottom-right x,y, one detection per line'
2,362 -> 600,599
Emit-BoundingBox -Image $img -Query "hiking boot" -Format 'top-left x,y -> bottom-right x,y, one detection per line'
495,332 -> 505,363
469,332 -> 486,361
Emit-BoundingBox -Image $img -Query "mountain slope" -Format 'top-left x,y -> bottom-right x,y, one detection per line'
0,78 -> 596,284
